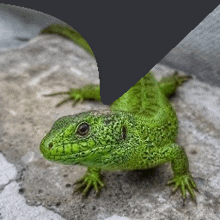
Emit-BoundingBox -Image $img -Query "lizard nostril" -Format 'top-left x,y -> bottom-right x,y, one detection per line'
48,142 -> 53,149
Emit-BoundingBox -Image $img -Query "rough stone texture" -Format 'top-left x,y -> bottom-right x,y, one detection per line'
0,4 -> 66,49
160,5 -> 220,88
0,180 -> 65,220
0,34 -> 220,220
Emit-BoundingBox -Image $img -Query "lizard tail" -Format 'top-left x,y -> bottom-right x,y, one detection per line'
40,24 -> 95,58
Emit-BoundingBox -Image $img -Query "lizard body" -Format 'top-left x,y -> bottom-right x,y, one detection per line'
40,70 -> 197,201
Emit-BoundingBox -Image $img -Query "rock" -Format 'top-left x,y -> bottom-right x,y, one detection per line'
160,5 -> 220,88
0,33 -> 220,220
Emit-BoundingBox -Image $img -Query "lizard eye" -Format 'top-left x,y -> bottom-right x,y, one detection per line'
77,123 -> 90,136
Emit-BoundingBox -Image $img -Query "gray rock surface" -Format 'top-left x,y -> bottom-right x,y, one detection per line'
0,34 -> 220,220
160,5 -> 220,88
0,4 -> 65,49
1,4 -> 220,90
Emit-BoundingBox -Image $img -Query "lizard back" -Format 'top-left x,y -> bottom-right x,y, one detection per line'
111,72 -> 166,117
111,72 -> 179,146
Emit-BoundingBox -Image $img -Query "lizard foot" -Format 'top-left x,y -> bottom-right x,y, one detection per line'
73,168 -> 105,197
43,89 -> 83,107
167,173 -> 197,203
43,85 -> 100,107
173,71 -> 193,85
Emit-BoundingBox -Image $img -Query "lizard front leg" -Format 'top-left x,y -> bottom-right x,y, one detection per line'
73,167 -> 105,197
158,71 -> 192,98
165,144 -> 197,201
163,143 -> 197,202
144,143 -> 197,202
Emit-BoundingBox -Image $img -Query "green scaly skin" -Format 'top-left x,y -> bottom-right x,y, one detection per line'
40,72 -> 197,201
41,24 -> 95,58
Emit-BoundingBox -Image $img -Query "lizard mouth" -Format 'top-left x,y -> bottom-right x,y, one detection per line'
41,153 -> 81,165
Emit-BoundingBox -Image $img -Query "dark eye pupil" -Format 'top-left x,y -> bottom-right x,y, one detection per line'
80,126 -> 87,132
77,123 -> 89,135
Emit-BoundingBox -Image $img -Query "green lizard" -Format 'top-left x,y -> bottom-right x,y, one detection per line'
39,24 -> 197,201
40,69 -> 197,201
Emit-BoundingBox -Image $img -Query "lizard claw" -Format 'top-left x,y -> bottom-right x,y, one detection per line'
43,85 -> 100,107
167,173 -> 198,203
73,170 -> 105,197
172,71 -> 193,85
43,89 -> 84,107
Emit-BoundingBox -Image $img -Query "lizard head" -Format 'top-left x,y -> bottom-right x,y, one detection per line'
40,110 -> 137,169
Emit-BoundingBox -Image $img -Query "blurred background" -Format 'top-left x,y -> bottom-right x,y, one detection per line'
0,4 -> 65,49
1,3 -> 220,87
